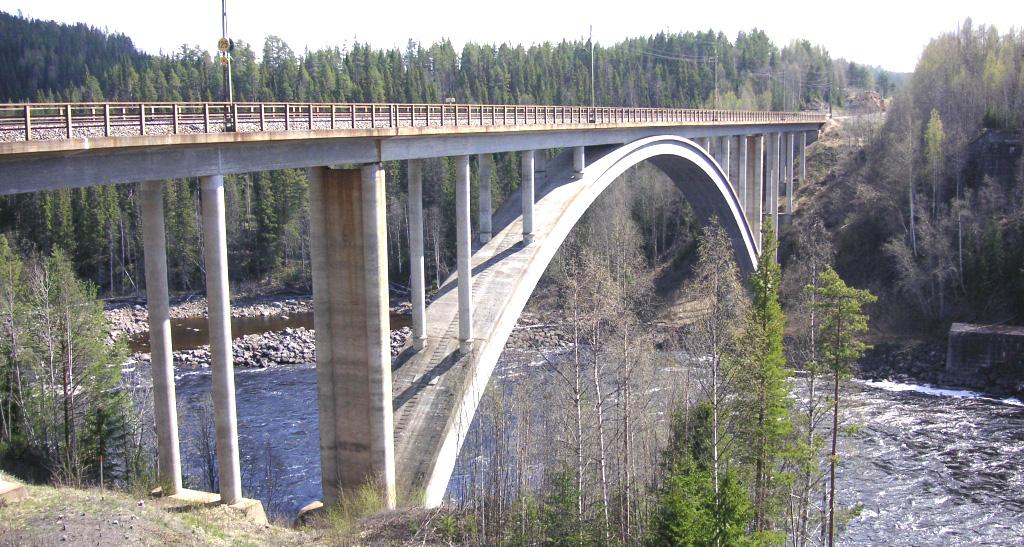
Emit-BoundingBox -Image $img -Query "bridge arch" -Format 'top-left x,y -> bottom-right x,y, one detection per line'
417,135 -> 761,504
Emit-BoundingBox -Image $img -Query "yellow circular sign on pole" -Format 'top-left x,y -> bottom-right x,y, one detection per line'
217,37 -> 230,52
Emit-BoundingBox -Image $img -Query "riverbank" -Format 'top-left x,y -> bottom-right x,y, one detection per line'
108,292 -> 413,369
105,294 -> 316,340
857,338 -> 1024,398
127,326 -> 411,370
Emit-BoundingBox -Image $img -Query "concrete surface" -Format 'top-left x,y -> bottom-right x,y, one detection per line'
390,135 -> 758,506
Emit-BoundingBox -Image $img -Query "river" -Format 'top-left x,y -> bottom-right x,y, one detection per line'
161,349 -> 1024,543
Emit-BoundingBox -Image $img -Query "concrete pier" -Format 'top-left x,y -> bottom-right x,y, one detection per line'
140,181 -> 181,494
521,150 -> 535,245
800,131 -> 807,197
408,160 -> 427,351
199,174 -> 241,505
308,165 -> 396,508
456,155 -> 474,353
737,137 -> 748,220
478,154 -> 493,243
722,136 -> 732,185
766,133 -> 780,231
785,132 -> 795,214
573,146 -> 585,173
747,135 -> 764,250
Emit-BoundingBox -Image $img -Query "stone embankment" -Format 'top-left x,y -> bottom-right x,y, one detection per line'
504,312 -> 574,350
109,293 -> 413,370
105,296 -> 314,339
857,340 -> 1023,398
129,326 -> 411,370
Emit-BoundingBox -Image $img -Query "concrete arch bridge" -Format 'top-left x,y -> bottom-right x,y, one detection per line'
0,101 -> 823,510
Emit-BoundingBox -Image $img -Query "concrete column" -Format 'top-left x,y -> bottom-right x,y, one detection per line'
140,181 -> 181,495
521,151 -> 535,245
573,146 -> 585,173
786,132 -> 795,214
199,175 -> 241,505
698,137 -> 711,152
800,131 -> 807,197
766,133 -> 780,231
407,160 -> 426,351
747,135 -> 764,251
456,155 -> 473,353
477,154 -> 492,243
722,136 -> 732,184
308,164 -> 396,508
736,137 -> 748,217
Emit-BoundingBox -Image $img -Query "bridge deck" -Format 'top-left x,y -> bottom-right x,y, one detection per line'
0,101 -> 824,156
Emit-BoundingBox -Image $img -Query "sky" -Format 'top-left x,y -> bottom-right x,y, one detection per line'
0,0 -> 1018,73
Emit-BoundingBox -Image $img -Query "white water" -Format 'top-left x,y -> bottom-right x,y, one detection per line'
857,379 -> 1024,407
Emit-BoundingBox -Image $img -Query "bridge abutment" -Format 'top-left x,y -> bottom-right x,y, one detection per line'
140,181 -> 182,494
199,174 -> 242,505
308,164 -> 396,508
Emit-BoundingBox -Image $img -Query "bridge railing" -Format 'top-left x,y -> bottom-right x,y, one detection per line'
0,101 -> 827,143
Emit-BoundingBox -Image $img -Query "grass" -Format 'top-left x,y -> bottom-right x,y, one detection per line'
0,478 -> 321,546
0,476 -> 460,546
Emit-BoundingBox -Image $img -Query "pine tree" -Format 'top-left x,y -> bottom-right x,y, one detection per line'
809,267 -> 875,547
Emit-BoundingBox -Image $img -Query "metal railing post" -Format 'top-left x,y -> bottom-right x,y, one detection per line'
66,104 -> 72,138
139,103 -> 146,135
104,104 -> 110,137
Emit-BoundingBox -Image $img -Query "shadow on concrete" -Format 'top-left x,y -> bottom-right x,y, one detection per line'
392,349 -> 464,411
429,242 -> 526,301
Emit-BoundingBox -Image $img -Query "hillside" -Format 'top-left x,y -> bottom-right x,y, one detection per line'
784,22 -> 1024,336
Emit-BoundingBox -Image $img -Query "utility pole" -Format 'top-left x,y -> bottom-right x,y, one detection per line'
714,54 -> 719,109
220,0 -> 233,103
590,25 -> 595,108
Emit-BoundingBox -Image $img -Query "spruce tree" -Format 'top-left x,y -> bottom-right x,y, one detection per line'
739,219 -> 790,538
